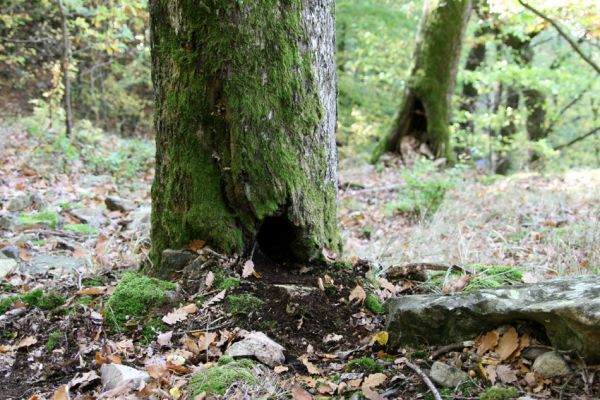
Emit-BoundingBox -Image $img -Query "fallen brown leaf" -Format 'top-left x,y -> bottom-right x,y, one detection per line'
477,330 -> 500,355
349,285 -> 366,304
291,386 -> 313,400
496,327 -> 519,361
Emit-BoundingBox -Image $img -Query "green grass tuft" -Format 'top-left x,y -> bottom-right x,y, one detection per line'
346,357 -> 383,373
188,360 -> 257,396
18,211 -> 59,228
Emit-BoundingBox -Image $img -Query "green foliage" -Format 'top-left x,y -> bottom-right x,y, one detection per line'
466,265 -> 523,291
45,332 -> 62,352
64,223 -> 97,235
22,289 -> 65,310
225,294 -> 264,316
388,159 -> 463,218
479,386 -> 518,400
365,294 -> 384,314
0,295 -> 19,315
188,359 -> 257,396
213,269 -> 241,290
18,211 -> 59,229
104,272 -> 175,330
345,357 -> 383,373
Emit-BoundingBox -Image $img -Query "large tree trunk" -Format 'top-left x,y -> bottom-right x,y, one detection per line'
379,0 -> 472,160
148,0 -> 340,275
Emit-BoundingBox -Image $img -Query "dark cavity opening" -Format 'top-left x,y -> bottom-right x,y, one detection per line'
257,217 -> 295,261
409,96 -> 427,135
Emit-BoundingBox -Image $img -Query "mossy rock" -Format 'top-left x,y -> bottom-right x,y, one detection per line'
188,359 -> 257,396
105,272 -> 176,331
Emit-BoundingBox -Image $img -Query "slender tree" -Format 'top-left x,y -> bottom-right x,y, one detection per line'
147,0 -> 341,276
376,0 -> 472,160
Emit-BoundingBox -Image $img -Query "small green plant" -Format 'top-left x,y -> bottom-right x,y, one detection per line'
188,359 -> 257,396
23,289 -> 65,310
46,332 -> 62,352
346,357 -> 383,373
388,159 -> 462,218
0,296 -> 19,314
365,293 -> 384,314
83,278 -> 103,287
141,318 -> 168,344
479,386 -> 518,400
466,265 -> 523,291
226,294 -> 264,316
64,223 -> 98,235
104,272 -> 176,330
18,211 -> 59,229
213,268 -> 241,290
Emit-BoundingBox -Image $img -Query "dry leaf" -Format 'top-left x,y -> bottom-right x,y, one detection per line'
349,285 -> 366,304
321,247 -> 337,261
477,330 -> 500,355
182,335 -> 200,354
372,331 -> 389,346
197,332 -> 218,351
291,386 -> 313,400
242,260 -> 255,278
146,364 -> 167,380
107,354 -> 122,364
16,336 -> 37,348
362,373 -> 387,389
299,355 -> 321,375
77,287 -> 106,295
180,303 -> 198,314
323,333 -> 343,343
203,290 -> 226,308
162,309 -> 188,325
166,361 -> 191,374
522,272 -> 538,283
378,278 -> 396,293
205,271 -> 214,289
317,277 -> 325,291
443,274 -> 473,293
485,365 -> 497,384
69,371 -> 100,388
157,331 -> 173,347
52,385 -> 70,400
496,327 -> 519,361
0,345 -> 13,353
496,365 -> 518,383
95,352 -> 108,365
189,239 -> 206,251
362,385 -> 385,400
274,365 -> 289,374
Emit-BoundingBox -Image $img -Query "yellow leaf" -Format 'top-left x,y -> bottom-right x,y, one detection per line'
169,387 -> 182,399
372,331 -> 389,346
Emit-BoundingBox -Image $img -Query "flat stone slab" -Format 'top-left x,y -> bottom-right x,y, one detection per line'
22,255 -> 85,275
386,276 -> 600,362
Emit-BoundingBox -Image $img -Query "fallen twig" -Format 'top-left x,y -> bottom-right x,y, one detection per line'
397,357 -> 442,400
430,341 -> 474,360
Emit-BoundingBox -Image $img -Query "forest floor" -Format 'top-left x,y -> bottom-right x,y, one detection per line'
1,120 -> 599,399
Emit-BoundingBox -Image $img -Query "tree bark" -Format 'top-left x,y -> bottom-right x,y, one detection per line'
56,0 -> 72,137
148,0 -> 340,274
378,0 -> 472,160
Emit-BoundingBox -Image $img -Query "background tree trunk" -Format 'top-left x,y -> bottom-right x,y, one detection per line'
57,0 -> 72,137
379,0 -> 472,160
148,0 -> 340,274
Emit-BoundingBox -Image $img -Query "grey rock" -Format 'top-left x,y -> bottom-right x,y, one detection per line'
533,351 -> 570,378
0,245 -> 19,259
128,206 -> 150,236
386,276 -> 600,362
160,249 -> 195,274
429,361 -> 468,388
0,214 -> 14,230
100,363 -> 150,391
29,193 -> 46,210
225,331 -> 286,367
7,194 -> 31,212
80,175 -> 112,189
71,207 -> 104,227
274,284 -> 318,298
0,258 -> 17,279
105,196 -> 135,212
23,255 -> 84,275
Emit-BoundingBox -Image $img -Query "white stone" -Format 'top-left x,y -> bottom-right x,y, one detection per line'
0,258 -> 17,279
225,331 -> 285,367
100,363 -> 150,391
533,351 -> 570,378
429,361 -> 468,388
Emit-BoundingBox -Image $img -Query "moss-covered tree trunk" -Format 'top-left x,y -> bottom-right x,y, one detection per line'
378,0 -> 472,160
148,0 -> 340,274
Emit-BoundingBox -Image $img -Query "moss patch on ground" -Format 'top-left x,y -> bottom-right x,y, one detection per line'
479,386 -> 518,400
188,358 -> 257,396
46,332 -> 62,352
0,295 -> 19,314
22,289 -> 65,310
345,357 -> 383,373
18,211 -> 59,228
365,293 -> 384,314
466,265 -> 523,291
105,272 -> 176,330
226,294 -> 264,316
64,223 -> 98,235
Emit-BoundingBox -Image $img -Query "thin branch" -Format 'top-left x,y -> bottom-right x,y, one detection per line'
518,0 -> 600,74
554,126 -> 600,150
397,358 -> 443,400
542,86 -> 590,136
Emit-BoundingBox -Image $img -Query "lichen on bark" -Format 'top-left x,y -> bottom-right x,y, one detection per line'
148,0 -> 340,274
375,0 -> 472,161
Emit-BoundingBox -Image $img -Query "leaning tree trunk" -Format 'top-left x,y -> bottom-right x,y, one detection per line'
378,0 -> 472,160
148,0 -> 340,274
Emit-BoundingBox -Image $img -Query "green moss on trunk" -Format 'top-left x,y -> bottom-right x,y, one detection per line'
148,0 -> 341,274
377,0 -> 472,160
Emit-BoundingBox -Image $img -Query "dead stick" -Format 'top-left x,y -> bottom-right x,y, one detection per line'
398,357 -> 442,400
